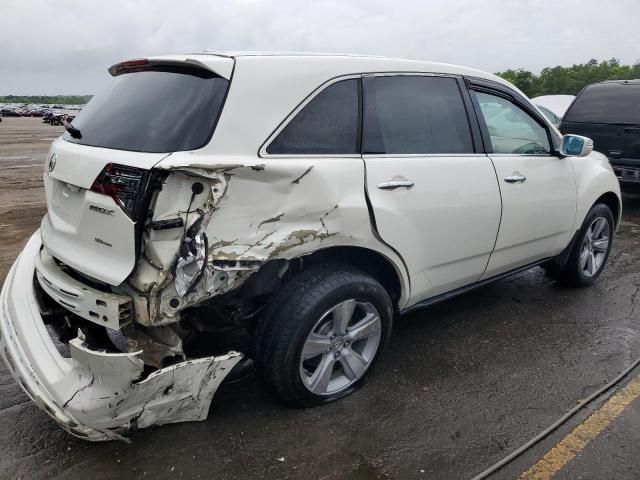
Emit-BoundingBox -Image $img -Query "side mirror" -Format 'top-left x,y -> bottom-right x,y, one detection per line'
560,134 -> 593,157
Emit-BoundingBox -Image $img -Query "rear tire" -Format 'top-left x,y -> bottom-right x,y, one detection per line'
553,203 -> 614,287
255,264 -> 393,407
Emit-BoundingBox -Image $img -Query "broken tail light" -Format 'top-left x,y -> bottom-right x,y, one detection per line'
90,163 -> 150,219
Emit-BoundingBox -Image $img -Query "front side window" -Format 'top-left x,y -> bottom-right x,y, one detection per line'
267,79 -> 360,155
362,75 -> 474,155
474,91 -> 550,154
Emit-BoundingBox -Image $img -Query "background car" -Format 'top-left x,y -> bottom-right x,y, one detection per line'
0,106 -> 22,117
560,80 -> 640,186
532,94 -> 575,126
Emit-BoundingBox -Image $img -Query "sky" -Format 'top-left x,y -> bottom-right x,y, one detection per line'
1,0 -> 639,95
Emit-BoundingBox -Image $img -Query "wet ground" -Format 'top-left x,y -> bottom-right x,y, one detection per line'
1,117 -> 639,479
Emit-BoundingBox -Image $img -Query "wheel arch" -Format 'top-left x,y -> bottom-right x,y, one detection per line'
297,245 -> 406,310
593,191 -> 622,228
572,153 -> 622,232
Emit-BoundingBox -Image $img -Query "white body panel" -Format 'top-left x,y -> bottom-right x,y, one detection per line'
364,155 -> 501,303
40,138 -> 168,285
483,154 -> 577,277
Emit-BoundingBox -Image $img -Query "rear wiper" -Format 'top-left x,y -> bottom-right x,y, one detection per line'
64,122 -> 82,139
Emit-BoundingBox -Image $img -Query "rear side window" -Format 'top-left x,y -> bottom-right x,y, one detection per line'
64,66 -> 229,153
267,79 -> 360,155
362,75 -> 474,155
564,82 -> 640,124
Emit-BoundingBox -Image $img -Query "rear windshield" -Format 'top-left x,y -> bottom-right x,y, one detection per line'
64,66 -> 229,153
564,82 -> 640,124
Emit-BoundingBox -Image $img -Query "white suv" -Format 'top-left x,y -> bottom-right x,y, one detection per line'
0,52 -> 621,441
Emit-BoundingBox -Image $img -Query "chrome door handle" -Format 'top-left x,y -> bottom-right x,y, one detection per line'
377,180 -> 414,190
504,174 -> 527,184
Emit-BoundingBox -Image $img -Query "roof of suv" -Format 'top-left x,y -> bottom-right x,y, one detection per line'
597,79 -> 640,85
158,50 -> 510,86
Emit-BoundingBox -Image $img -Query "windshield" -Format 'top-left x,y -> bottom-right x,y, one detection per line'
564,82 -> 640,124
64,66 -> 229,153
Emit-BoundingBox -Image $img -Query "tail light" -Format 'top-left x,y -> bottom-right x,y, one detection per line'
90,163 -> 150,219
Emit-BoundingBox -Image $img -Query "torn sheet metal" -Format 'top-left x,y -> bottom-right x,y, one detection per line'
126,147 -> 411,328
124,153 -> 411,326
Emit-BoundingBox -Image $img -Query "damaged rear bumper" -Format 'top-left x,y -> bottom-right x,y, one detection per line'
0,231 -> 242,442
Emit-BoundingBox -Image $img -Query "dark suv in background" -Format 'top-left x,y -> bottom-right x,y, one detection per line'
561,80 -> 640,186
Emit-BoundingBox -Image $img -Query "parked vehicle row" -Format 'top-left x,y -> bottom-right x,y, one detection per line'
0,104 -> 82,122
42,110 -> 76,125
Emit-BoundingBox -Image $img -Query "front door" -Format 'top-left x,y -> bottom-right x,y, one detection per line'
470,88 -> 577,278
362,75 -> 502,303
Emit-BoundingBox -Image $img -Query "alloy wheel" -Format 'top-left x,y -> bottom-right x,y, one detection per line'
580,216 -> 610,277
299,299 -> 382,396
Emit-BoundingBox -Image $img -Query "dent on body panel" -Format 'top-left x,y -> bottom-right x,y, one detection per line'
132,155 -> 386,326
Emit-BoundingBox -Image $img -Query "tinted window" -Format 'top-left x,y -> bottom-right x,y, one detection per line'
267,79 -> 360,155
474,91 -> 550,154
363,76 -> 474,154
564,82 -> 640,124
64,66 -> 229,153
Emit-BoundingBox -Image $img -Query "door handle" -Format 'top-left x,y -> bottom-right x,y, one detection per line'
504,174 -> 527,184
377,180 -> 414,190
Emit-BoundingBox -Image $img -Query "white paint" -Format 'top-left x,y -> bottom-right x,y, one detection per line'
364,154 -> 501,301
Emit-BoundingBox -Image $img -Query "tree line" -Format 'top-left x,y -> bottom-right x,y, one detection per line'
496,58 -> 640,98
0,95 -> 92,105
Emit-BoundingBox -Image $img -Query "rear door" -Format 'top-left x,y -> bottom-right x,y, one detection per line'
362,74 -> 502,302
41,62 -> 231,285
469,82 -> 576,277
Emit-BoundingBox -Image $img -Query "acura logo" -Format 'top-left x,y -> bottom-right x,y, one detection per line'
48,153 -> 57,173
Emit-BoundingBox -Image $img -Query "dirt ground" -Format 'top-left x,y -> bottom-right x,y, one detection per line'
1,117 -> 640,480
0,118 -> 58,286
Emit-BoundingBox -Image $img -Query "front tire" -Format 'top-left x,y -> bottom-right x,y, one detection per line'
255,264 -> 393,407
554,203 -> 614,287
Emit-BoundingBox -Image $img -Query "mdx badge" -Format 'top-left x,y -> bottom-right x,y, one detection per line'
89,204 -> 115,216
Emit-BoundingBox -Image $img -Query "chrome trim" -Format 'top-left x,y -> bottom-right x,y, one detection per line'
377,180 -> 414,190
362,153 -> 487,159
504,174 -> 527,183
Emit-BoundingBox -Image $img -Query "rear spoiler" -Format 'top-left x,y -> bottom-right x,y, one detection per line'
108,55 -> 234,79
